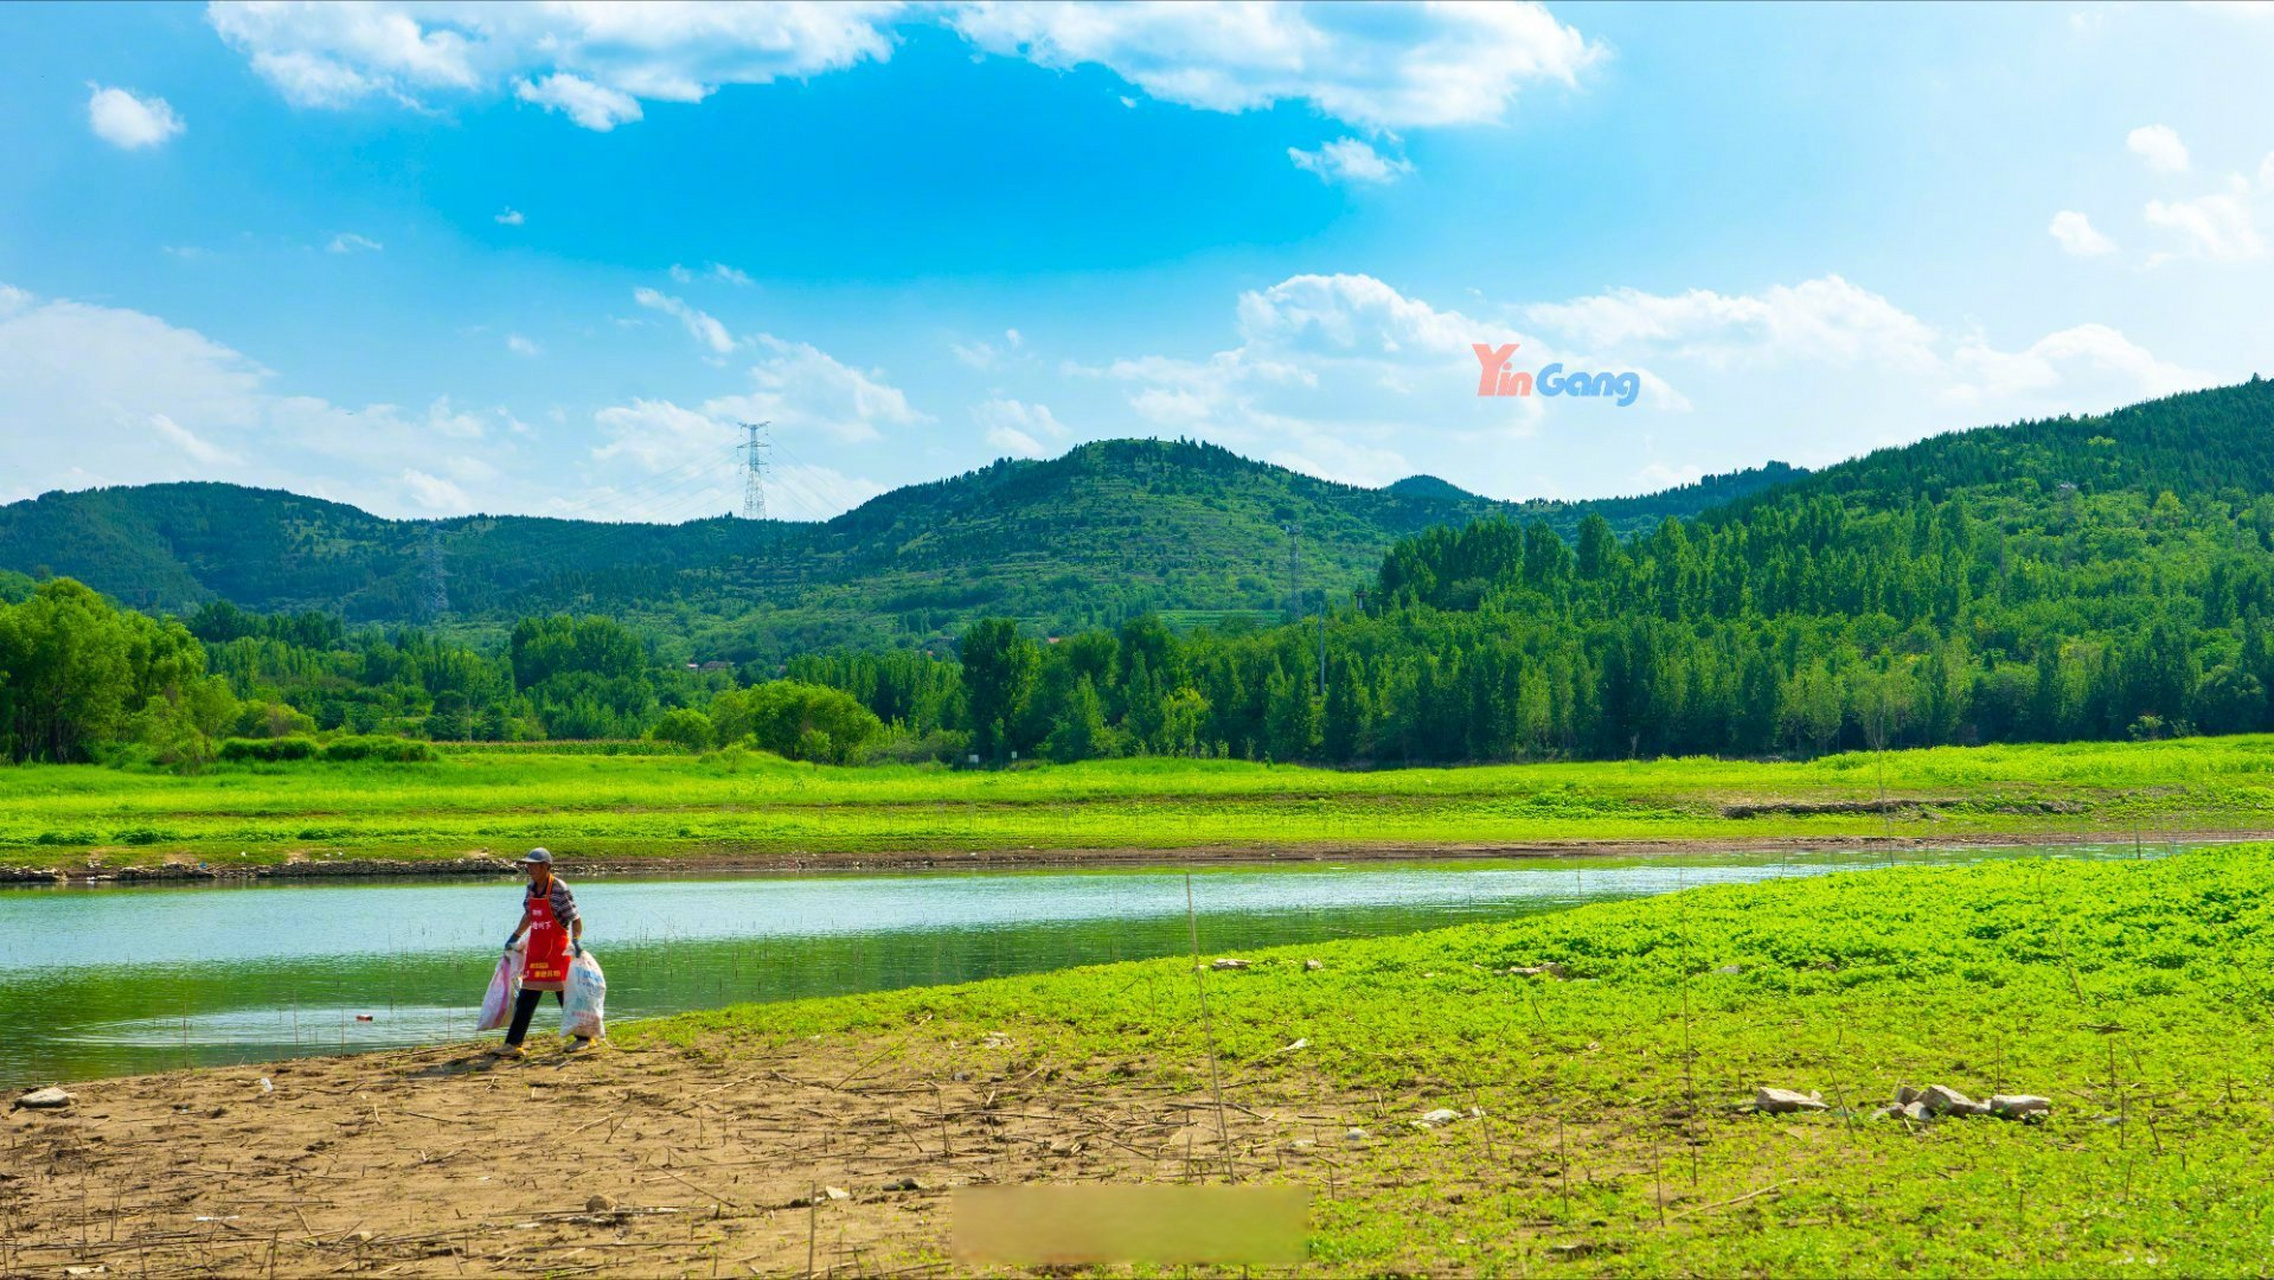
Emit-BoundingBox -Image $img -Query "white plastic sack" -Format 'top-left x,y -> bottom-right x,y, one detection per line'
563,949 -> 606,1039
476,944 -> 523,1032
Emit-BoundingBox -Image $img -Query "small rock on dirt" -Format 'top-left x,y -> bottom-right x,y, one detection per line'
1343,1127 -> 1369,1142
1511,962 -> 1568,979
1919,1085 -> 1989,1116
1753,1087 -> 1827,1114
1304,959 -> 1324,971
882,1177 -> 925,1192
1418,1108 -> 1464,1126
1209,958 -> 1250,970
1878,1100 -> 1932,1122
14,1087 -> 72,1110
824,1186 -> 851,1202
1893,1085 -> 1920,1106
1713,964 -> 1744,975
1989,1094 -> 2052,1120
585,1194 -> 615,1213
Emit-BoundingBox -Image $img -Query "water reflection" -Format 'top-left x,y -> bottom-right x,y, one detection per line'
0,844 -> 2168,1087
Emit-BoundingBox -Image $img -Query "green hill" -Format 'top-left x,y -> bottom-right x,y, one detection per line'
0,438 -> 1798,657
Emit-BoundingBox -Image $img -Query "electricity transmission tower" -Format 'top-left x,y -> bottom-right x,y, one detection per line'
739,421 -> 771,520
421,523 -> 450,617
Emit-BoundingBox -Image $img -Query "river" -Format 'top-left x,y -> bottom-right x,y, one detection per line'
0,844 -> 2162,1087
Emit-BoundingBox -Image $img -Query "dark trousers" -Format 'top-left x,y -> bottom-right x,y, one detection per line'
504,988 -> 562,1047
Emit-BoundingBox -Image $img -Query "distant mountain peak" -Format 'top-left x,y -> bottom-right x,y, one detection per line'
1385,474 -> 1481,503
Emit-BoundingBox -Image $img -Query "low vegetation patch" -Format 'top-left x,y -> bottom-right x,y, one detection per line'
632,845 -> 2274,1274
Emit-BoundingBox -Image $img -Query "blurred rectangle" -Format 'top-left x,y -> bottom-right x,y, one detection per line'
952,1184 -> 1309,1266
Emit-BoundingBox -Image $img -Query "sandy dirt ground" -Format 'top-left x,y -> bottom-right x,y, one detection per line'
3,1031 -> 1383,1277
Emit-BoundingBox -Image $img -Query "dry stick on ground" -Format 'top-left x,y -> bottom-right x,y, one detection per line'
1185,870 -> 1237,1184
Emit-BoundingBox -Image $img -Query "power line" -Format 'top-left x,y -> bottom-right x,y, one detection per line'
740,421 -> 770,521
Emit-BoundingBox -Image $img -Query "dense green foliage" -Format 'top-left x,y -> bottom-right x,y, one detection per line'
795,379 -> 2274,764
16,381 -> 2274,768
0,439 -> 1796,658
642,844 -> 2274,1274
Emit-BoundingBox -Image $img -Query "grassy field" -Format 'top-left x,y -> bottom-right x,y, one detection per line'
6,734 -> 2274,873
616,842 -> 2274,1274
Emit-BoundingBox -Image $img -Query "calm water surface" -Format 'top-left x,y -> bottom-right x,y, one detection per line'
0,845 -> 2164,1087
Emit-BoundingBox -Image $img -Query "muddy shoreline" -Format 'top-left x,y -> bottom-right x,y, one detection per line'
6,827 -> 2263,886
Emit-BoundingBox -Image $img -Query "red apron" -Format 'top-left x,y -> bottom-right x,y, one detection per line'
523,886 -> 570,991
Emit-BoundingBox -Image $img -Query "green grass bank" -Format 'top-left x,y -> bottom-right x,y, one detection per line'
8,734 -> 2274,875
634,843 -> 2274,1275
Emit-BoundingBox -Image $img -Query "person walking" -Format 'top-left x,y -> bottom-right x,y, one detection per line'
496,848 -> 591,1058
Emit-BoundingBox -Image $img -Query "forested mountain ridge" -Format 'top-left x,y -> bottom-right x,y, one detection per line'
1346,377 -> 2274,761
0,438 -> 1798,657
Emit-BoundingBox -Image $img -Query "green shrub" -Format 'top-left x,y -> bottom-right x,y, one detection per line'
318,735 -> 438,763
219,736 -> 320,762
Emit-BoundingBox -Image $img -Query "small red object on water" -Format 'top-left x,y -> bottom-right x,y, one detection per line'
354,1015 -> 374,1022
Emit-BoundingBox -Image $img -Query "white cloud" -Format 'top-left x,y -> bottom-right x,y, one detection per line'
86,84 -> 185,150
494,207 -> 524,225
975,398 -> 1072,458
516,72 -> 641,130
588,396 -> 889,519
210,2 -> 1596,133
0,283 -> 530,516
1946,323 -> 2205,407
401,468 -> 470,511
1083,269 -> 2219,498
670,261 -> 755,286
2144,178 -> 2265,262
1531,274 -> 2213,422
1288,137 -> 1413,185
506,333 -> 541,357
702,336 -> 930,444
632,287 -> 736,354
327,232 -> 384,254
208,0 -> 905,129
2128,124 -> 2191,174
150,414 -> 238,465
2049,210 -> 2117,257
950,1 -> 1597,130
1526,275 -> 1941,371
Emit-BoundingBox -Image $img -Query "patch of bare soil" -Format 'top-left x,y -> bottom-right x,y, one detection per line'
2,1034 -> 1382,1277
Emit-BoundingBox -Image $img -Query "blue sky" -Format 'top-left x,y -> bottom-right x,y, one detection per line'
5,1 -> 2273,521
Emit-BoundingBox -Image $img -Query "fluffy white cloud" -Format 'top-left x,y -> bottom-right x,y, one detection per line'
327,232 -> 384,254
494,207 -> 524,225
515,72 -> 640,130
702,336 -> 930,444
2145,178 -> 2265,262
86,84 -> 185,149
1529,274 -> 2212,423
975,398 -> 1072,458
2049,210 -> 2117,257
1077,273 -> 1594,486
400,467 -> 470,510
670,261 -> 755,286
1082,269 -> 2220,499
632,287 -> 736,354
1526,275 -> 1941,371
150,413 -> 239,466
2127,124 -> 2191,173
208,0 -> 905,127
209,2 -> 1597,132
589,395 -> 890,519
1287,137 -> 1413,185
506,333 -> 540,357
0,283 -> 529,516
950,1 -> 1596,129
